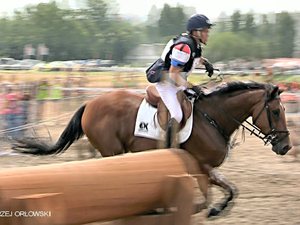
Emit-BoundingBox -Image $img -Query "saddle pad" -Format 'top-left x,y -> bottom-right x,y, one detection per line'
134,99 -> 194,143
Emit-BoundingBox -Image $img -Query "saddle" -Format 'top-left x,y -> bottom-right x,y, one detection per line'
145,85 -> 193,130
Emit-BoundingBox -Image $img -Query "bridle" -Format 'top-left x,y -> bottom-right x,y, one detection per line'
249,92 -> 290,145
192,88 -> 290,146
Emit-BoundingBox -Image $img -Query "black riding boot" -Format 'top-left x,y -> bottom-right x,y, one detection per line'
165,118 -> 179,148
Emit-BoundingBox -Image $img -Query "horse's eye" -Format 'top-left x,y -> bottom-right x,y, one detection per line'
272,109 -> 280,118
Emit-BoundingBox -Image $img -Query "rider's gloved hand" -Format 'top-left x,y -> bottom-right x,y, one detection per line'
191,85 -> 204,96
183,83 -> 203,98
203,59 -> 214,77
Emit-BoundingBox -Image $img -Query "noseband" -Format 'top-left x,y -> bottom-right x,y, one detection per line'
250,92 -> 290,145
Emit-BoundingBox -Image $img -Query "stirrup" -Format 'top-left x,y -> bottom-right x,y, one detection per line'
165,118 -> 179,148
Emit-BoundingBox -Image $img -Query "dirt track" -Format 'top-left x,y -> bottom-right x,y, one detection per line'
206,134 -> 300,225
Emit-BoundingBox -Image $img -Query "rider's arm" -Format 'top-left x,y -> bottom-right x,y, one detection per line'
169,66 -> 189,89
169,44 -> 192,89
200,57 -> 206,65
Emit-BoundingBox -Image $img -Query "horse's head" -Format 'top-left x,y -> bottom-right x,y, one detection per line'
252,85 -> 292,155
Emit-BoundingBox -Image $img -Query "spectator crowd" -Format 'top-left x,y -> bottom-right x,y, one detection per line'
0,75 -> 88,139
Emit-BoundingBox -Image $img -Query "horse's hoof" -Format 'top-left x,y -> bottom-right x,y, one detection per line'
207,207 -> 221,217
208,201 -> 235,218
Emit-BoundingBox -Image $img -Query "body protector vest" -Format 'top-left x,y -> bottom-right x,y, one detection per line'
146,33 -> 202,83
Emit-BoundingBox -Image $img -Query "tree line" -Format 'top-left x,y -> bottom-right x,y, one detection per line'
0,0 -> 141,62
0,1 -> 296,63
146,6 -> 296,62
206,11 -> 296,62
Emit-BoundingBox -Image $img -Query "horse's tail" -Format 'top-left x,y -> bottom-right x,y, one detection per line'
13,105 -> 86,155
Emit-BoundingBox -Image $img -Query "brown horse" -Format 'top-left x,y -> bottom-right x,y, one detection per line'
14,81 -> 292,217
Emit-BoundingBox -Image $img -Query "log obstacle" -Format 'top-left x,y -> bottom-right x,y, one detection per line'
0,149 -> 208,225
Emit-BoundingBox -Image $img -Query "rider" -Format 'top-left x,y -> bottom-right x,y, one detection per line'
153,14 -> 215,147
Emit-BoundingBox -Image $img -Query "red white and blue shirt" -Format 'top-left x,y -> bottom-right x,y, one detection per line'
160,38 -> 201,78
170,43 -> 191,67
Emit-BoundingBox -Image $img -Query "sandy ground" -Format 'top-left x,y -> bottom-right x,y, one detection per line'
205,134 -> 300,225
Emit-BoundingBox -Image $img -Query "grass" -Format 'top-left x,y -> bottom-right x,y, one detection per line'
273,75 -> 300,82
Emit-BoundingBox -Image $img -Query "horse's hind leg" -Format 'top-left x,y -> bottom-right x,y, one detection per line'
204,165 -> 238,217
87,132 -> 125,157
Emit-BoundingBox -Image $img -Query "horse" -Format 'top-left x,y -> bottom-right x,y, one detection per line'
14,81 -> 292,217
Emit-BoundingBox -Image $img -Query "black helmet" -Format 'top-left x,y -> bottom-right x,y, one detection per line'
186,14 -> 214,33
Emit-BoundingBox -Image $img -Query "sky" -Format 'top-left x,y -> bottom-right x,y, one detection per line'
118,0 -> 300,19
0,0 -> 299,20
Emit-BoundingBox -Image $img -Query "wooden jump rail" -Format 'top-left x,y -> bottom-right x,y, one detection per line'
0,149 -> 208,225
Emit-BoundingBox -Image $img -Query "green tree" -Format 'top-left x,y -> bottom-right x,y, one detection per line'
158,4 -> 186,37
147,5 -> 160,26
98,19 -> 142,62
258,14 -> 272,38
204,31 -> 272,61
0,0 -> 141,62
85,0 -> 108,31
216,12 -> 229,33
144,5 -> 161,43
244,13 -> 255,34
231,10 -> 241,32
205,32 -> 248,61
275,12 -> 295,57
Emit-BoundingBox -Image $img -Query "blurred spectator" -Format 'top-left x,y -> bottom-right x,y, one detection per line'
63,74 -> 74,110
30,81 -> 38,100
7,74 -> 16,86
49,77 -> 63,116
49,77 -> 63,100
63,73 -> 73,98
36,80 -> 49,121
18,82 -> 32,126
76,75 -> 88,98
265,67 -> 274,83
0,83 -> 5,131
290,82 -> 300,92
3,85 -> 21,139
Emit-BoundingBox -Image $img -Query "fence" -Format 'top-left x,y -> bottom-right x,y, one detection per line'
0,149 -> 208,225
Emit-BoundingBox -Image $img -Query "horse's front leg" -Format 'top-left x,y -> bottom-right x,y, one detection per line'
193,174 -> 210,213
204,165 -> 238,217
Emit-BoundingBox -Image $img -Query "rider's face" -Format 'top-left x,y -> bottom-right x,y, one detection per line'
192,29 -> 210,45
199,28 -> 209,45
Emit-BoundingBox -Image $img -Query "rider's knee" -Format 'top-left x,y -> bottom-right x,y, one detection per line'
173,110 -> 183,124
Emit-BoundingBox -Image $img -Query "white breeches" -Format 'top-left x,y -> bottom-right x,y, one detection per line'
155,81 -> 183,123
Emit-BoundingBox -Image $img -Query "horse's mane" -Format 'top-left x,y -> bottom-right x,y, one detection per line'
198,81 -> 274,97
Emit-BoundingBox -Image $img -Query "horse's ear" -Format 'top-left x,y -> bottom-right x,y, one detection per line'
270,86 -> 279,99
